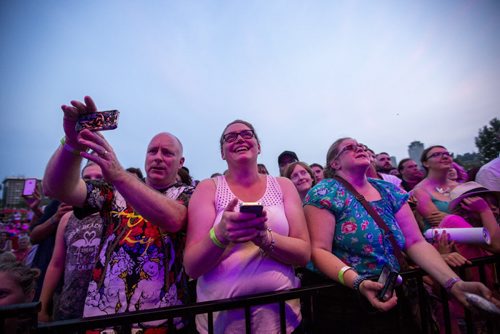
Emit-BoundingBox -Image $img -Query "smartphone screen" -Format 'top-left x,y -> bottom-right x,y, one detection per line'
377,265 -> 398,301
75,110 -> 120,132
22,178 -> 37,197
240,202 -> 264,217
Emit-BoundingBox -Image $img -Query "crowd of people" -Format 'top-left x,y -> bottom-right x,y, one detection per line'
0,95 -> 499,334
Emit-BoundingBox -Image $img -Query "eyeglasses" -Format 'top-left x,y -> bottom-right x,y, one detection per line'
222,129 -> 255,143
332,143 -> 366,161
426,151 -> 451,160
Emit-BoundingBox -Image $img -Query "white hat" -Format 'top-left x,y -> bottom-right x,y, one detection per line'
449,181 -> 499,210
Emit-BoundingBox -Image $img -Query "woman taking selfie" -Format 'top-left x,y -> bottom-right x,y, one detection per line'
184,120 -> 310,333
303,137 -> 498,333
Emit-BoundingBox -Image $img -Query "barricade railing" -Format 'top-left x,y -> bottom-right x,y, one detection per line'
1,255 -> 498,334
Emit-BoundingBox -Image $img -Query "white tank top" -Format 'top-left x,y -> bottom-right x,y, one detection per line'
196,175 -> 301,334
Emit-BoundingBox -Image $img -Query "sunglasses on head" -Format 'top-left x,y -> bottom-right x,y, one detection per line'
222,130 -> 255,143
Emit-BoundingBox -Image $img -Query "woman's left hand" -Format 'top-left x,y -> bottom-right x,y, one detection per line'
450,280 -> 500,309
359,280 -> 398,312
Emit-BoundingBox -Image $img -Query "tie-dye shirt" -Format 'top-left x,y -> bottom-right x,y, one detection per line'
77,180 -> 193,327
304,178 -> 409,275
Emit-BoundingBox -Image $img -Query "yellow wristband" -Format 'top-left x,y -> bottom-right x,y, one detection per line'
209,227 -> 226,249
60,137 -> 83,156
338,266 -> 353,286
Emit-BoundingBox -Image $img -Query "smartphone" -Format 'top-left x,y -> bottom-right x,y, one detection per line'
465,293 -> 500,315
240,202 -> 264,217
22,178 -> 38,197
75,110 -> 120,132
377,265 -> 399,302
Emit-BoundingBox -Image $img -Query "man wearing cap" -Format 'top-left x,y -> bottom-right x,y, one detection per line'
278,150 -> 299,176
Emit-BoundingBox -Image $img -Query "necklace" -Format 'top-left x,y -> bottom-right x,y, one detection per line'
435,186 -> 451,196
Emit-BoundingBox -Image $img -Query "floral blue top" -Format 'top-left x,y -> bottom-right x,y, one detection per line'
304,178 -> 409,275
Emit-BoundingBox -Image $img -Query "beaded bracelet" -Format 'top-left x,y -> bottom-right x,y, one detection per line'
209,227 -> 227,249
338,266 -> 354,286
259,227 -> 275,256
444,277 -> 462,294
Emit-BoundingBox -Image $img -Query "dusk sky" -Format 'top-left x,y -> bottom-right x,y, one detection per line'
1,0 -> 499,188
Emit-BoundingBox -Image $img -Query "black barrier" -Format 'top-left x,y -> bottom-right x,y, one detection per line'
1,255 -> 498,334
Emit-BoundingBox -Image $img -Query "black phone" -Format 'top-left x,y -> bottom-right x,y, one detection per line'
75,110 -> 120,132
22,178 -> 38,197
239,202 -> 264,217
377,265 -> 399,302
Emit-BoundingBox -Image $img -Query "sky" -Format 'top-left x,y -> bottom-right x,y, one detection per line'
1,0 -> 499,188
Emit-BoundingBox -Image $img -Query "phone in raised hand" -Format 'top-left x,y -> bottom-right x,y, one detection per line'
75,110 -> 120,132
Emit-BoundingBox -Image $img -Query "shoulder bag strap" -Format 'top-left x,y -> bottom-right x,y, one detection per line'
333,175 -> 409,271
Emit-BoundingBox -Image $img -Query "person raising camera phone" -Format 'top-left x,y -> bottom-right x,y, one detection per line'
42,96 -> 193,333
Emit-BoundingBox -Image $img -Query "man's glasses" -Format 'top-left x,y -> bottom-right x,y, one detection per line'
222,130 -> 255,143
426,151 -> 451,160
332,143 -> 367,161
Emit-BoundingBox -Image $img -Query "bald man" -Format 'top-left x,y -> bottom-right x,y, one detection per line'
43,96 -> 193,332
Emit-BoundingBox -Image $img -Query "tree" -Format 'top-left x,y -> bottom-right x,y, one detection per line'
454,152 -> 481,170
475,118 -> 500,164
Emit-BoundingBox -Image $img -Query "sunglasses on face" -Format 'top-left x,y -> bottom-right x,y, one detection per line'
222,129 -> 255,143
333,143 -> 366,161
426,151 -> 451,160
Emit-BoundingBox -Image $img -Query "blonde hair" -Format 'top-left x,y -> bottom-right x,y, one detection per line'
324,137 -> 351,178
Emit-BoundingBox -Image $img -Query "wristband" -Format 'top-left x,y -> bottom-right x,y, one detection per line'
338,266 -> 354,286
209,227 -> 227,249
444,277 -> 462,294
60,137 -> 86,156
352,275 -> 369,291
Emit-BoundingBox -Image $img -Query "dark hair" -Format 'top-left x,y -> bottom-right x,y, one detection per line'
284,162 -> 317,186
309,163 -> 324,170
397,158 -> 412,173
324,137 -> 351,178
420,145 -> 446,173
126,167 -> 145,181
376,152 -> 389,157
219,120 -> 260,153
177,167 -> 193,186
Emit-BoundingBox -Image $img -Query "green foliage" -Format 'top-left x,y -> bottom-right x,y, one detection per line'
455,152 -> 482,170
475,118 -> 500,164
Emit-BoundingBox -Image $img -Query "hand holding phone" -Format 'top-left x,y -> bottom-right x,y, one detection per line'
377,265 -> 399,302
239,202 -> 264,217
22,178 -> 38,198
465,293 -> 500,315
75,110 -> 120,132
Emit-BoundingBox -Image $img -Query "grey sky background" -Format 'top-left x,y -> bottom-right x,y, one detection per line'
1,0 -> 499,185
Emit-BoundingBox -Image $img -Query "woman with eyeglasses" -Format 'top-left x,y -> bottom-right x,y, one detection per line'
412,145 -> 458,231
184,120 -> 310,334
303,137 -> 498,333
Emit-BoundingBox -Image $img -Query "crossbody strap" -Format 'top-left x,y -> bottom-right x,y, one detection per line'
333,175 -> 409,271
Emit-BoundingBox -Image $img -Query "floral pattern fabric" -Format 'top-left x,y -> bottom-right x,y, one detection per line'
304,178 -> 409,275
79,180 -> 193,326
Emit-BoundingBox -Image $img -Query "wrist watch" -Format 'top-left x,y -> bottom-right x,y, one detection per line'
353,275 -> 369,291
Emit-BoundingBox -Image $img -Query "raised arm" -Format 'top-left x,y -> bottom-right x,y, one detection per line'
43,97 -> 98,206
77,130 -> 188,233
